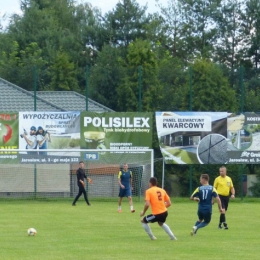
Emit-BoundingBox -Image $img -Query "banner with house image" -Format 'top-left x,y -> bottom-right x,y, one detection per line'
19,111 -> 81,163
156,111 -> 228,164
227,113 -> 260,164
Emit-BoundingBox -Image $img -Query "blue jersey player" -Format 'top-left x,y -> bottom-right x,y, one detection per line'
190,174 -> 223,235
118,163 -> 135,213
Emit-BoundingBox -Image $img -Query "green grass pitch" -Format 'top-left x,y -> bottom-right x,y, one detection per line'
0,198 -> 259,260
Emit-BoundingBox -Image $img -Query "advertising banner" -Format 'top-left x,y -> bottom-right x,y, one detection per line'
156,112 -> 228,164
19,111 -> 81,163
0,112 -> 19,163
228,113 -> 260,164
80,112 -> 152,152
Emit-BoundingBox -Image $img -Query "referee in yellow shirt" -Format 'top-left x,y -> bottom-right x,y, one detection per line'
213,166 -> 235,229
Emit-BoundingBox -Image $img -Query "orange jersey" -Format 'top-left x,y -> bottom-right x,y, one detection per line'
145,186 -> 170,215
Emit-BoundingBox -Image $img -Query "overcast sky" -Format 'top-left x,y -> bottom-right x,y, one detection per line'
0,0 -> 168,16
0,0 -> 168,29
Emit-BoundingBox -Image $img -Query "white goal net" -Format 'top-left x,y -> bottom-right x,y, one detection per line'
0,149 -> 154,200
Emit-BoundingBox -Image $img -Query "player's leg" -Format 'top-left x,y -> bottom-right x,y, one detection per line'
127,193 -> 135,213
195,212 -> 211,233
191,211 -> 203,235
141,215 -> 157,240
72,187 -> 83,205
118,192 -> 123,212
82,188 -> 91,205
158,212 -> 177,240
219,196 -> 228,229
222,197 -> 229,229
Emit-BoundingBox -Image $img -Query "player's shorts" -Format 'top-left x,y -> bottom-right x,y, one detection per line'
118,188 -> 132,197
143,211 -> 168,224
219,195 -> 229,211
197,210 -> 212,223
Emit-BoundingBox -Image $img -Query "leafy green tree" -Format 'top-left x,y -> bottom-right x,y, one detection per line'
117,39 -> 162,111
181,59 -> 238,111
104,0 -> 150,51
0,41 -> 46,90
214,0 -> 245,89
89,44 -> 125,110
177,0 -> 221,59
49,50 -> 79,91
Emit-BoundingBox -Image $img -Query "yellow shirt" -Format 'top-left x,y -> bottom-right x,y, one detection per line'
213,176 -> 234,196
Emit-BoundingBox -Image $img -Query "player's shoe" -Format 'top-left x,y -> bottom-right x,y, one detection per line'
131,209 -> 135,213
218,224 -> 223,229
118,209 -> 122,213
150,236 -> 157,240
170,236 -> 177,240
190,226 -> 197,236
72,203 -> 76,206
87,203 -> 91,206
223,223 -> 228,230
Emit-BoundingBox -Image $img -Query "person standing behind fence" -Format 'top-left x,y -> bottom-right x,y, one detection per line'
118,163 -> 135,213
213,166 -> 235,230
72,161 -> 92,206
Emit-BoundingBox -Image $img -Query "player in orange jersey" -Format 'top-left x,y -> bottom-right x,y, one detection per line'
140,177 -> 177,240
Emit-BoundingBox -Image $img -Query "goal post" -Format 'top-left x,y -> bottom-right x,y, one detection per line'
0,149 -> 154,200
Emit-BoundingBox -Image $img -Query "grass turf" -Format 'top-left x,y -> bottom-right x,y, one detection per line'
0,199 -> 259,260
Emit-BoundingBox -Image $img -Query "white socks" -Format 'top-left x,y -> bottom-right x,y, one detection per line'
161,223 -> 176,239
141,223 -> 154,238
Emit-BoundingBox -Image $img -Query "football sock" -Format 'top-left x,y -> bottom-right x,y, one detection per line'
141,223 -> 154,238
130,205 -> 134,211
118,206 -> 121,210
196,222 -> 208,231
220,214 -> 225,224
161,223 -> 175,238
195,220 -> 200,226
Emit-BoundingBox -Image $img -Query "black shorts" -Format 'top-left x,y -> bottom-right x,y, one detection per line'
143,211 -> 168,224
219,195 -> 229,211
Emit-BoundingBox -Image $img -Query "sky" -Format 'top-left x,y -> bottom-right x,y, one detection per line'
0,0 -> 168,18
0,0 -> 169,29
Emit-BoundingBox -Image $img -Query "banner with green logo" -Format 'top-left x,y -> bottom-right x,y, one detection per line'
80,112 -> 153,151
0,112 -> 19,163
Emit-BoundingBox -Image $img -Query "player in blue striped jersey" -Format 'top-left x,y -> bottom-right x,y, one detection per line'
190,174 -> 223,236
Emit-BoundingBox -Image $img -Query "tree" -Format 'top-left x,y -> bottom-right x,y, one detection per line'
105,0 -> 150,51
89,44 -> 125,110
214,0 -> 245,89
49,50 -> 79,91
182,59 -> 238,112
117,39 -> 162,112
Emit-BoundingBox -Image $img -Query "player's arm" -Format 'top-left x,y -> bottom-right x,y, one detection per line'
140,200 -> 150,216
215,195 -> 224,213
230,185 -> 235,198
118,171 -> 124,188
190,188 -> 200,202
130,171 -> 133,190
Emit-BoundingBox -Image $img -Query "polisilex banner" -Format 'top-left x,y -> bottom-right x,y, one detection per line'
156,112 -> 228,164
0,112 -> 19,163
80,112 -> 153,163
228,113 -> 260,164
19,111 -> 81,163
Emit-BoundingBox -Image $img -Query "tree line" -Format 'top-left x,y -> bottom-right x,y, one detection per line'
1,0 -> 260,195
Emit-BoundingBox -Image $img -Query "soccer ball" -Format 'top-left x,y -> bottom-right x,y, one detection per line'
27,228 -> 37,236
